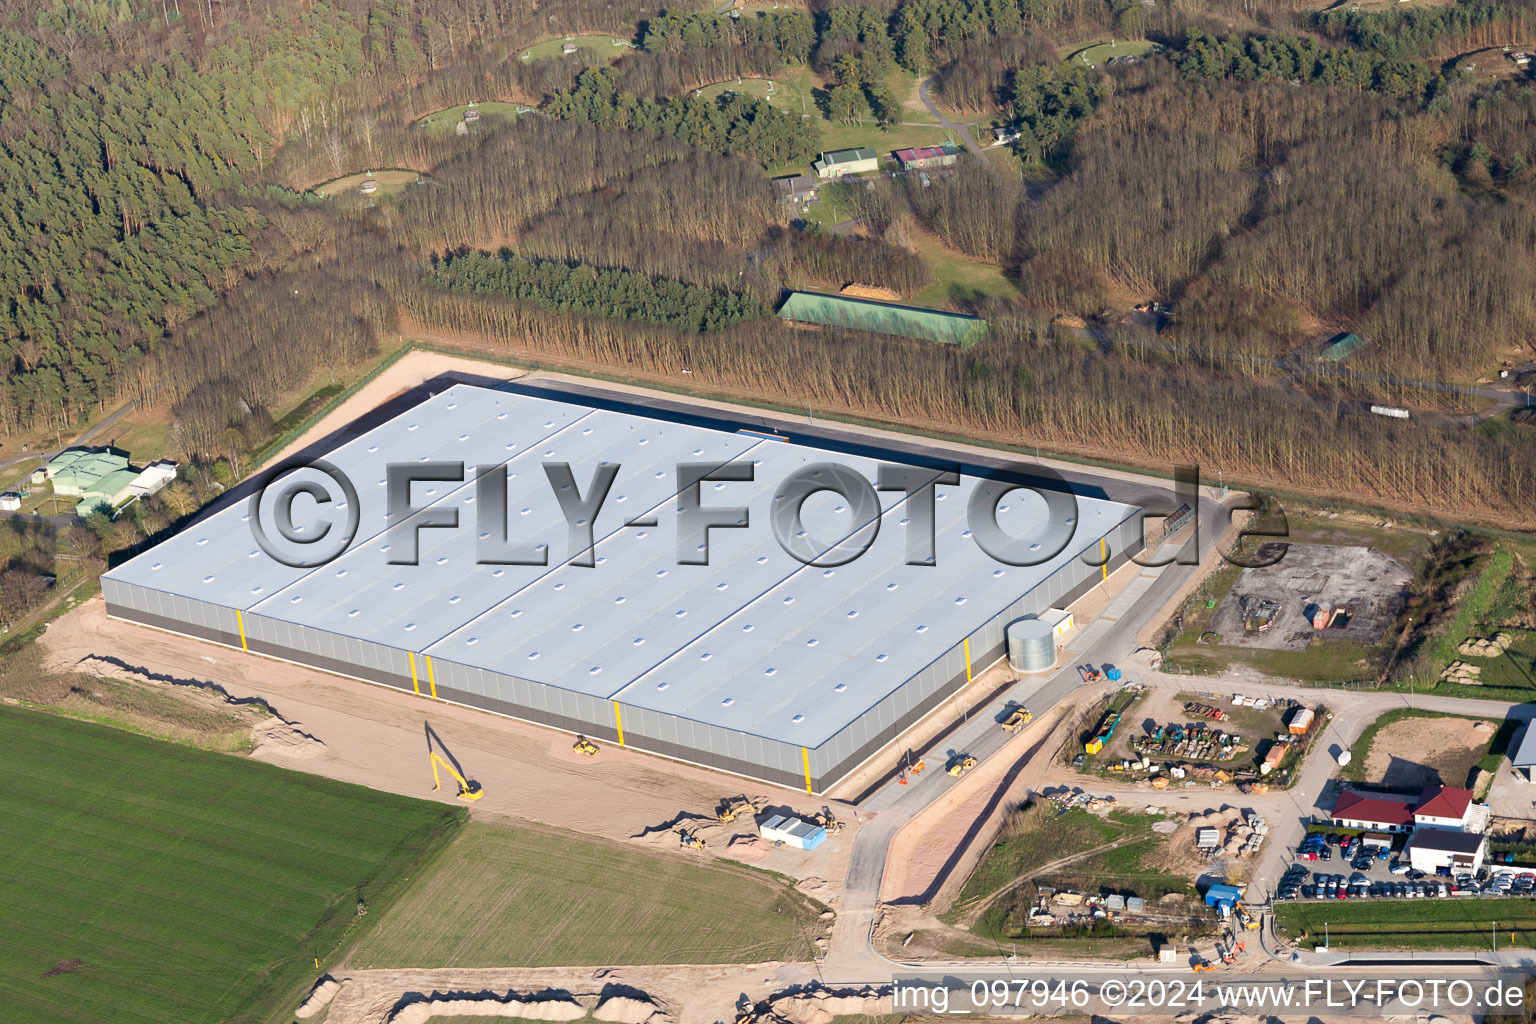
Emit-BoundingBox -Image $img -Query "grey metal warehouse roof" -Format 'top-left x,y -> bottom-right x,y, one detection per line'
105,384 -> 1140,748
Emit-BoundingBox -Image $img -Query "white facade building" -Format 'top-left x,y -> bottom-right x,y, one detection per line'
1407,829 -> 1486,875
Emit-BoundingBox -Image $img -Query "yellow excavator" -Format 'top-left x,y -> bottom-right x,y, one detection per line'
716,796 -> 758,822
572,736 -> 600,756
679,828 -> 706,849
811,806 -> 846,832
429,751 -> 484,801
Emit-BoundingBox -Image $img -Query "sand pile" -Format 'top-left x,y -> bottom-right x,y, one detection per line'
251,718 -> 326,761
594,994 -> 669,1024
389,993 -> 586,1022
294,976 -> 339,1018
766,987 -> 889,1024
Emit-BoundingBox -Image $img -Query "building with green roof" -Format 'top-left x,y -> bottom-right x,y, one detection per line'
812,147 -> 878,179
49,450 -> 131,496
73,468 -> 142,517
1319,332 -> 1364,361
776,291 -> 987,348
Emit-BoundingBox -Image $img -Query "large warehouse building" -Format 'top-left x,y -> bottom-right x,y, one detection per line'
103,383 -> 1144,792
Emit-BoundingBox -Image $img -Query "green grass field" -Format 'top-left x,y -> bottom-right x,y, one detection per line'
1064,39 -> 1159,68
0,707 -> 465,1024
954,803 -> 1196,940
520,34 -> 633,62
911,231 -> 1018,308
313,169 -> 423,198
349,821 -> 823,967
1274,897 -> 1536,950
415,101 -> 530,136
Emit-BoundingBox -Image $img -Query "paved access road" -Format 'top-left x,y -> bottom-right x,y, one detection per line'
820,524 -> 1536,983
824,513 -> 1221,983
916,77 -> 987,158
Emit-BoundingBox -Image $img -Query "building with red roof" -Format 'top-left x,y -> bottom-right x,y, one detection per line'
895,143 -> 959,171
1329,790 -> 1415,832
1413,785 -> 1474,830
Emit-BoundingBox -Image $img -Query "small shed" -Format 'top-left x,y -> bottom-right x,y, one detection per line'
1288,707 -> 1314,735
1260,740 -> 1288,774
758,814 -> 827,851
1105,894 -> 1126,910
562,42 -> 579,55
0,492 -> 20,511
1126,895 -> 1145,913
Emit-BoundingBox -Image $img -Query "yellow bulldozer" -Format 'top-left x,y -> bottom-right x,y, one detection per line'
946,753 -> 978,777
572,736 -> 600,756
678,828 -> 706,849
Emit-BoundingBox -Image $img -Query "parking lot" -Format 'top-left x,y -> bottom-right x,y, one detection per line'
1275,831 -> 1536,902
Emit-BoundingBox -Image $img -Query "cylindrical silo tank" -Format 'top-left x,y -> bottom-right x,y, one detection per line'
1007,617 -> 1056,673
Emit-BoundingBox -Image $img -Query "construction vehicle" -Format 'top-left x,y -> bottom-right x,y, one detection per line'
1192,960 -> 1214,973
1237,904 -> 1258,930
897,755 -> 927,785
1000,706 -> 1033,733
678,828 -> 705,849
946,753 -> 978,777
428,751 -> 483,801
716,795 -> 761,822
572,736 -> 600,756
809,806 -> 846,831
1078,665 -> 1102,683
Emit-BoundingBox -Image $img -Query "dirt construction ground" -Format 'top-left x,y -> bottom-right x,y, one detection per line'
1210,542 -> 1411,651
41,598 -> 860,894
1361,714 -> 1496,791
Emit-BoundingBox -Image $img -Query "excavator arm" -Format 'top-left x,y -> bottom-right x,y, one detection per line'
429,751 -> 484,801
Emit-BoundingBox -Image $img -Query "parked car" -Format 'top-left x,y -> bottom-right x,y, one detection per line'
1377,846 -> 1391,860
1390,862 -> 1410,875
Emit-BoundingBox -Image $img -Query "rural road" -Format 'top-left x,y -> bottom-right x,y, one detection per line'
917,77 -> 986,158
0,395 -> 141,477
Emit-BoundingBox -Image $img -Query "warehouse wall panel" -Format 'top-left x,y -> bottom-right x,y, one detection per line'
101,508 -> 1148,794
